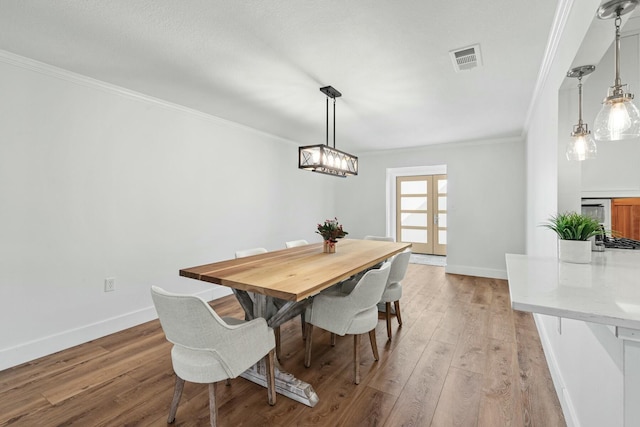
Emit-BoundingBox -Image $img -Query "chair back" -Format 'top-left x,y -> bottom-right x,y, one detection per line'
285,239 -> 308,248
363,235 -> 394,242
348,262 -> 391,309
235,247 -> 268,258
388,249 -> 411,284
151,286 -> 227,350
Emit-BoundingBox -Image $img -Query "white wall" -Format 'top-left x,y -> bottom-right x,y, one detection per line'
527,69 -> 560,257
335,137 -> 526,279
0,53 -> 334,370
558,86 -> 583,214
526,1 -> 625,426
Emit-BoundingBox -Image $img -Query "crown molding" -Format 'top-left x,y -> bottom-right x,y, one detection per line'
0,49 -> 298,146
361,135 -> 523,157
522,0 -> 575,134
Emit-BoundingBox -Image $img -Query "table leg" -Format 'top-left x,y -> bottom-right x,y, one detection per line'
239,293 -> 319,407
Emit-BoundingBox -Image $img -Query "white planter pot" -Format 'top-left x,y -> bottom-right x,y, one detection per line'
558,240 -> 591,264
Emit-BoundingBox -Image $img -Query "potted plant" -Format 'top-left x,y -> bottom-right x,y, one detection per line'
541,212 -> 603,263
316,217 -> 348,253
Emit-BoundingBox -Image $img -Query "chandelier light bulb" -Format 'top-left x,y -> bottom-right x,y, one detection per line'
566,133 -> 597,161
573,136 -> 587,160
594,98 -> 640,140
609,102 -> 632,133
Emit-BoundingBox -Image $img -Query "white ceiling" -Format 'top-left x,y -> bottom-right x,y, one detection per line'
0,0 -> 561,152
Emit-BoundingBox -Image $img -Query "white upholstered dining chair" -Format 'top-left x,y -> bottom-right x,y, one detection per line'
304,262 -> 391,384
342,248 -> 411,340
363,235 -> 394,242
235,247 -> 268,258
352,235 -> 394,279
379,248 -> 411,339
285,239 -> 309,248
151,286 -> 276,427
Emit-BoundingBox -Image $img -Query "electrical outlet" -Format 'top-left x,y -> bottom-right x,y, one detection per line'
104,278 -> 115,292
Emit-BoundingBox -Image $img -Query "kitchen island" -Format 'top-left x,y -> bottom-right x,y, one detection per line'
506,250 -> 640,427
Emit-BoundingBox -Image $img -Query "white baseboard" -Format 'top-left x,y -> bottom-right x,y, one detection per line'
0,287 -> 233,372
533,313 -> 580,427
444,264 -> 507,279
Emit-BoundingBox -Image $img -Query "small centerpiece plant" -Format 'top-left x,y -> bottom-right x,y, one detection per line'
541,212 -> 603,241
316,217 -> 348,253
541,212 -> 603,263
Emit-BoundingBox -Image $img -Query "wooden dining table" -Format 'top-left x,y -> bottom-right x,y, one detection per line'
179,238 -> 411,407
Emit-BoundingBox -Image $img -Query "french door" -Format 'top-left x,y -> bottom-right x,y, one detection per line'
395,175 -> 447,255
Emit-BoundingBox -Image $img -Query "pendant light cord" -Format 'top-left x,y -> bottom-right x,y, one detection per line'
578,75 -> 584,127
325,96 -> 329,146
325,96 -> 337,148
333,98 -> 336,149
614,12 -> 623,93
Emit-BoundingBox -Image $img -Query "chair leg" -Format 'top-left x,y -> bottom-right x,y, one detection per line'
301,312 -> 306,340
208,382 -> 217,427
394,300 -> 403,327
330,332 -> 336,346
167,376 -> 185,424
368,329 -> 379,361
385,302 -> 392,339
304,323 -> 313,368
274,326 -> 281,361
354,334 -> 361,384
265,349 -> 276,406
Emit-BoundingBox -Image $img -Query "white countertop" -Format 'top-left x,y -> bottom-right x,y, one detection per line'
506,250 -> 640,330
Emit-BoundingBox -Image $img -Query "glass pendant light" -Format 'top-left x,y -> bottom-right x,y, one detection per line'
594,0 -> 640,141
566,65 -> 597,161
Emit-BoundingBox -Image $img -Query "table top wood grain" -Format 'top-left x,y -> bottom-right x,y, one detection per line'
180,239 -> 411,301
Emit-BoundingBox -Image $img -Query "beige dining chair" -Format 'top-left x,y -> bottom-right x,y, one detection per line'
354,235 -> 394,279
285,239 -> 309,248
363,235 -> 394,242
304,262 -> 391,384
342,248 -> 411,340
379,248 -> 411,339
235,247 -> 268,258
151,286 -> 276,427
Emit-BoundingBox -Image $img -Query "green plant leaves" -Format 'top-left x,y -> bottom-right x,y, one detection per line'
541,212 -> 603,241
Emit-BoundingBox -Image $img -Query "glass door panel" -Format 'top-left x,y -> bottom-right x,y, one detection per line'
396,174 -> 447,255
396,175 -> 432,254
433,175 -> 447,255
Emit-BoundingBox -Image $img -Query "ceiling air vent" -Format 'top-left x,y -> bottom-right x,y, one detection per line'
449,44 -> 482,72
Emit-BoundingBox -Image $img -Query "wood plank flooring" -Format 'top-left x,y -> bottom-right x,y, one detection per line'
0,264 -> 565,426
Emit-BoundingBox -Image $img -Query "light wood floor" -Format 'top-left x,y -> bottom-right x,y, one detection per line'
0,264 -> 565,426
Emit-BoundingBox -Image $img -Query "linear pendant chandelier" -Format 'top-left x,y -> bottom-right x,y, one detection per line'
298,86 -> 358,177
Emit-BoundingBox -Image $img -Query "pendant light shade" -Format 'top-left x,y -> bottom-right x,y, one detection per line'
593,95 -> 640,140
594,0 -> 640,141
566,65 -> 597,161
566,133 -> 597,161
298,86 -> 358,177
